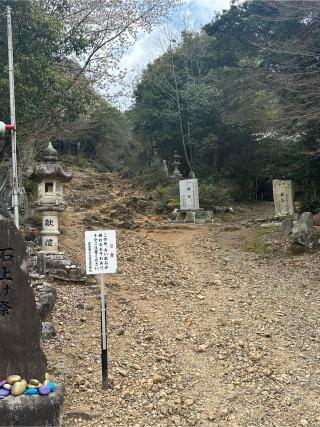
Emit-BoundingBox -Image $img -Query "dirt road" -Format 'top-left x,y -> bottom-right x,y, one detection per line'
43,170 -> 320,426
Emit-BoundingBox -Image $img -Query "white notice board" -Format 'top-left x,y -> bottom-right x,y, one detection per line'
85,230 -> 117,275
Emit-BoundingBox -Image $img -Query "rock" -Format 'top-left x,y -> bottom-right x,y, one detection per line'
0,380 -> 6,387
171,416 -> 182,425
292,229 -> 320,250
29,379 -> 40,386
282,218 -> 294,235
196,344 -> 208,353
27,384 -> 38,389
7,375 -> 21,385
152,374 -> 164,384
117,369 -> 128,377
26,388 -> 39,395
0,389 -> 10,397
49,383 -> 56,392
37,291 -> 56,322
176,334 -> 185,341
185,398 -> 194,406
299,212 -> 313,231
207,413 -> 217,421
0,382 -> 64,426
3,384 -> 12,390
39,385 -> 51,395
41,322 -> 56,340
11,381 -> 27,396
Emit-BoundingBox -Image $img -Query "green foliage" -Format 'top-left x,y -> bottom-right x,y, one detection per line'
199,181 -> 232,208
154,183 -> 179,213
137,156 -> 171,190
243,228 -> 272,255
21,175 -> 37,198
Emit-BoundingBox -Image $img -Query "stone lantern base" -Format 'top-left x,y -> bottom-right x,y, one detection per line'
0,384 -> 64,427
168,209 -> 214,224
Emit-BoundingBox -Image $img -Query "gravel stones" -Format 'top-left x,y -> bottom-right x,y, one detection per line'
44,172 -> 320,426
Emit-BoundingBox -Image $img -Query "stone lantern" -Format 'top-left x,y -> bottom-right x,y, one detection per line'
30,142 -> 73,253
171,151 -> 182,178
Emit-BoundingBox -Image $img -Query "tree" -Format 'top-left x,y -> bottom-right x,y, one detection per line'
205,0 -> 320,133
40,0 -> 182,87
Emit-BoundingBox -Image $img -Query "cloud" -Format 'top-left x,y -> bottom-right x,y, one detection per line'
112,0 -> 231,109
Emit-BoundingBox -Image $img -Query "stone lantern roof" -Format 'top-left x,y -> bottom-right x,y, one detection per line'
30,142 -> 73,182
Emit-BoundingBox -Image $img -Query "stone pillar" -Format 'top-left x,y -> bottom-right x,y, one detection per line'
272,179 -> 294,216
41,212 -> 60,253
179,179 -> 200,210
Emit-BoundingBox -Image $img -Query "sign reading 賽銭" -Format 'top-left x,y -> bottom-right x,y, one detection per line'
85,230 -> 117,275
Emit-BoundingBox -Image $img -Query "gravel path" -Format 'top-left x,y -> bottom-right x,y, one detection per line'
43,171 -> 320,426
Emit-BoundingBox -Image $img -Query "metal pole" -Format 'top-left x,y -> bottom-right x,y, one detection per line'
7,6 -> 19,230
99,274 -> 108,389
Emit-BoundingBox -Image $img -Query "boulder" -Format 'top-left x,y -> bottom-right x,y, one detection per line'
292,229 -> 320,250
41,322 -> 56,340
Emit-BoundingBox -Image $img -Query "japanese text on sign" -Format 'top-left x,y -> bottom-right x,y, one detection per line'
85,230 -> 117,275
179,179 -> 200,210
0,248 -> 13,316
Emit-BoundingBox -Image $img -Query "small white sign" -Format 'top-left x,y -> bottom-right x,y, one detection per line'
179,179 -> 200,210
85,230 -> 117,275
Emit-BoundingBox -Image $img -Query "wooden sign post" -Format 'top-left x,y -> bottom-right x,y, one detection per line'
85,230 -> 117,390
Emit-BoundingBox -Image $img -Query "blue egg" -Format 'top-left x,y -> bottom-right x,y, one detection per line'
48,383 -> 55,392
26,388 -> 38,395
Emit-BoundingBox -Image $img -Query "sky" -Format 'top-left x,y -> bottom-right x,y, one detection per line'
113,0 -> 231,109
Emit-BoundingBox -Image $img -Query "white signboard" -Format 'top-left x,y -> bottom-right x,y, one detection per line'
85,230 -> 117,275
179,179 -> 199,210
272,180 -> 294,216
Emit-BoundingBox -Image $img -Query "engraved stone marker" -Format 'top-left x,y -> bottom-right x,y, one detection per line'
179,179 -> 200,210
0,216 -> 46,380
272,180 -> 294,216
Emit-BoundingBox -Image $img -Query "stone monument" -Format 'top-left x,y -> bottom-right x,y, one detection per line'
272,179 -> 294,216
0,217 -> 46,379
30,142 -> 73,253
168,178 -> 214,224
162,160 -> 169,177
0,216 -> 63,426
179,178 -> 200,210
